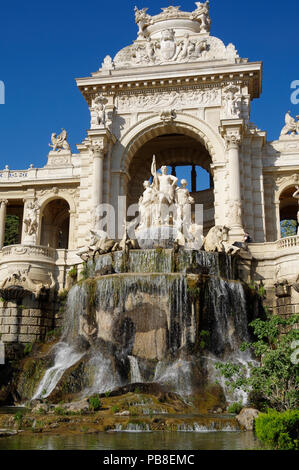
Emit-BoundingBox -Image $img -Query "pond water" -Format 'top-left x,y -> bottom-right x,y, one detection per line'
0,431 -> 260,450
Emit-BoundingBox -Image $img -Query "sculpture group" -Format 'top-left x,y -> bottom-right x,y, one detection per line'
77,156 -> 241,260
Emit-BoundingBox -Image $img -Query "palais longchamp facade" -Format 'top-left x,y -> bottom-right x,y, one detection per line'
0,2 -> 298,343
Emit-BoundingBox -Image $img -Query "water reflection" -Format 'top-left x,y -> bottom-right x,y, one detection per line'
0,431 -> 260,451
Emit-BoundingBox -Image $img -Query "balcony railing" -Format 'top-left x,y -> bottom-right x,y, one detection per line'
277,235 -> 299,249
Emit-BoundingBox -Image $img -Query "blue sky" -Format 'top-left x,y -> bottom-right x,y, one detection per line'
0,0 -> 298,171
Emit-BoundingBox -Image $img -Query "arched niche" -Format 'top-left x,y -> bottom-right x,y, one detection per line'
40,198 -> 70,249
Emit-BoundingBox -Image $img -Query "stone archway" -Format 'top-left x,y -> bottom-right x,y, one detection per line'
126,132 -> 215,234
111,113 -> 226,233
117,113 -> 225,173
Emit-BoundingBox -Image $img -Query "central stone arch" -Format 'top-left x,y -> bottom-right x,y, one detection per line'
111,112 -> 226,234
114,112 -> 225,173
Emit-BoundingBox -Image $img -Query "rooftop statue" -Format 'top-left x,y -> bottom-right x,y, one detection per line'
280,111 -> 299,137
111,3 -> 239,70
49,128 -> 71,152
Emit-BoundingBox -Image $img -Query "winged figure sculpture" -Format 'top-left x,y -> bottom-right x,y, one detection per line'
49,128 -> 71,152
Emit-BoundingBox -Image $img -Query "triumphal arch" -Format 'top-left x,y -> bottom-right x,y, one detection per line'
0,2 -> 298,343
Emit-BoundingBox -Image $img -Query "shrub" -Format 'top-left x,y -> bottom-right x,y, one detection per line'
54,406 -> 67,416
129,406 -> 139,417
24,343 -> 33,355
227,402 -> 243,415
111,405 -> 120,414
14,411 -> 24,425
216,314 -> 299,411
255,410 -> 299,450
58,289 -> 68,301
89,395 -> 102,412
68,266 -> 78,280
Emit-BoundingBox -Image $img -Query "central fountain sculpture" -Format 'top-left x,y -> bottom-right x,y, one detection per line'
77,156 -> 239,261
135,155 -> 203,250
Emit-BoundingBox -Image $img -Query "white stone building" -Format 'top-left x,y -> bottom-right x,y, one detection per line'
0,3 -> 298,342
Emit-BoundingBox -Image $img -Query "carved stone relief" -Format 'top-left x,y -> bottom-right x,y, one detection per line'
116,87 -> 221,113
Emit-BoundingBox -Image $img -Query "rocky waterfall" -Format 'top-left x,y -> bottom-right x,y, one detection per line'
31,249 -> 259,407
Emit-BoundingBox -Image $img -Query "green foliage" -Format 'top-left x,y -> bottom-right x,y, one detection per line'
4,215 -> 19,246
86,279 -> 97,316
68,266 -> 78,280
227,402 -> 243,414
32,420 -> 44,433
187,286 -> 201,300
255,410 -> 299,450
23,343 -> 33,355
281,220 -> 297,239
14,410 -> 24,426
54,406 -> 67,416
58,290 -> 68,301
199,330 -> 210,350
80,262 -> 89,280
105,390 -> 111,398
134,387 -> 141,394
111,405 -> 120,414
216,314 -> 299,411
45,328 -> 62,343
129,406 -> 139,417
89,395 -> 102,412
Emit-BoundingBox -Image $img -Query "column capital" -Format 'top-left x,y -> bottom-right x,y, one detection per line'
224,132 -> 242,150
88,139 -> 106,158
220,119 -> 244,150
0,199 -> 8,207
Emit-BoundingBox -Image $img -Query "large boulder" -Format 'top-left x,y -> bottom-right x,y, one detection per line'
236,408 -> 260,431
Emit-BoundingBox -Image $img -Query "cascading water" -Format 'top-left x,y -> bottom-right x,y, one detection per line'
32,343 -> 84,400
128,356 -> 143,383
32,285 -> 87,399
32,248 -> 257,407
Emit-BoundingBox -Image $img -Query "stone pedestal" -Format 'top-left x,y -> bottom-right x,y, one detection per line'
46,150 -> 73,167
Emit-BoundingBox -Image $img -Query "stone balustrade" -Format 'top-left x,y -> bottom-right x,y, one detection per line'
0,244 -> 56,262
277,235 -> 299,249
0,163 -> 80,182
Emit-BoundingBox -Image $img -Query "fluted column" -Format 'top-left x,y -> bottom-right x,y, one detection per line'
89,141 -> 106,209
0,199 -> 8,249
225,131 -> 244,240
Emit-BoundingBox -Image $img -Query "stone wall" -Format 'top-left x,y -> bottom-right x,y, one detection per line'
0,295 -> 56,344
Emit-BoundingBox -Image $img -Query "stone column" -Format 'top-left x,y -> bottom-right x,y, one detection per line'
191,165 -> 197,192
89,141 -> 106,209
68,210 -> 76,250
225,131 -> 244,241
0,199 -> 8,249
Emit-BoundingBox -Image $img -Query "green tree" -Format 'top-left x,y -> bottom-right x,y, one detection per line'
4,215 -> 19,246
280,219 -> 297,239
216,314 -> 299,411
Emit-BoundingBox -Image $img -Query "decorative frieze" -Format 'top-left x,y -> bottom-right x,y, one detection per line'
116,87 -> 221,113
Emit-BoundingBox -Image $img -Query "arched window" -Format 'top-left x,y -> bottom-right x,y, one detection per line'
280,186 -> 298,238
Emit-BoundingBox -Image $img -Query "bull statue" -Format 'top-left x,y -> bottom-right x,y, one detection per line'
203,226 -> 240,255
